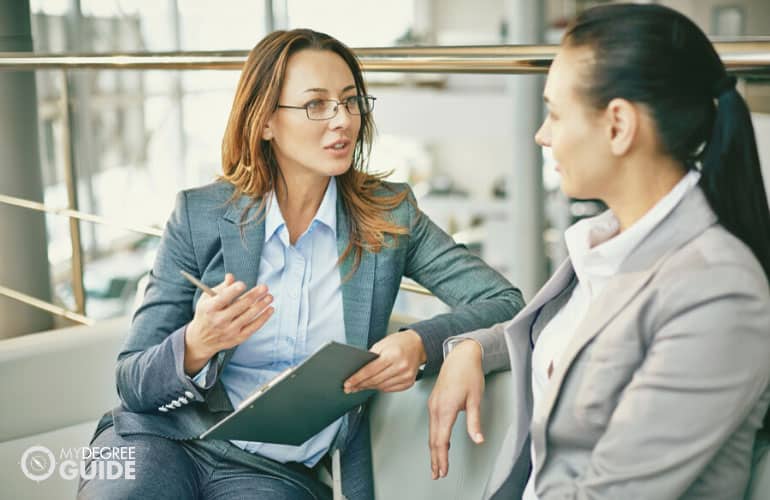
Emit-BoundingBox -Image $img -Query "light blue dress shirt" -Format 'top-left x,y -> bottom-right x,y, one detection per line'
194,178 -> 345,466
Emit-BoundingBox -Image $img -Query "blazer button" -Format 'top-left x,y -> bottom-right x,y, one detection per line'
158,406 -> 168,412
165,403 -> 175,410
178,397 -> 189,405
170,400 -> 182,408
184,391 -> 194,399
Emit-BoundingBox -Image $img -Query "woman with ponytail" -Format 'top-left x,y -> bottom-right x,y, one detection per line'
428,4 -> 770,499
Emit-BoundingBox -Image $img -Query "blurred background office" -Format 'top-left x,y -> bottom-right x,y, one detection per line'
1,0 -> 769,338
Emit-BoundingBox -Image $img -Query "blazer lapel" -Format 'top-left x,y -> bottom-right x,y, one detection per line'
518,258 -> 577,346
219,196 -> 265,289
499,257 -> 576,364
533,187 -> 718,476
336,197 -> 375,349
483,259 -> 577,496
216,195 -> 265,371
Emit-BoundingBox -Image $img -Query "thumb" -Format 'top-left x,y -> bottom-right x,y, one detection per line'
466,398 -> 484,444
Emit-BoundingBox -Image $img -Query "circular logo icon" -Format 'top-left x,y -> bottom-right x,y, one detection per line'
20,446 -> 56,482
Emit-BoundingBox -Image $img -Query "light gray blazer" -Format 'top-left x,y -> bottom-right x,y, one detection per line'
461,187 -> 770,499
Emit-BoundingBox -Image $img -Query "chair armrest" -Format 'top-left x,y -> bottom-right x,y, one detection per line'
370,369 -> 512,499
0,317 -> 129,442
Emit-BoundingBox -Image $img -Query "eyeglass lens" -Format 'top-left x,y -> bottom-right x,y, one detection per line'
308,96 -> 374,119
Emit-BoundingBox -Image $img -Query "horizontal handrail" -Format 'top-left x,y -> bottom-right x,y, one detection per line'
0,193 -> 163,237
397,281 -> 432,296
0,41 -> 769,74
0,285 -> 93,325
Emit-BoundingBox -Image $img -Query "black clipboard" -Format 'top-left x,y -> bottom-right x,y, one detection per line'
199,341 -> 379,446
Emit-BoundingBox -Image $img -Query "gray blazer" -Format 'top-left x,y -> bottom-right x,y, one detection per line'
105,180 -> 522,488
462,187 -> 770,499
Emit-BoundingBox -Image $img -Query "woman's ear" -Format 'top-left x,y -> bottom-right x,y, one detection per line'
262,119 -> 274,141
605,97 -> 637,156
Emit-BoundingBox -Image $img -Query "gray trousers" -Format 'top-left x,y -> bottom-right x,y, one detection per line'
77,424 -> 332,500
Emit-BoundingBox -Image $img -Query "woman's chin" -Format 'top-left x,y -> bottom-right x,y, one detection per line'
559,178 -> 577,198
559,175 -> 591,199
326,161 -> 353,177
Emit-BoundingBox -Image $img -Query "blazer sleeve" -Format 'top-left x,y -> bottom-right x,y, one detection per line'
549,264 -> 770,499
401,186 -> 525,374
115,191 -> 220,413
443,320 -> 514,375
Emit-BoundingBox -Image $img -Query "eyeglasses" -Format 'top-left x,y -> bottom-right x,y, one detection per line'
276,95 -> 376,121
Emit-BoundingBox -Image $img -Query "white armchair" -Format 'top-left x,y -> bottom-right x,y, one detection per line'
1,319 -> 767,499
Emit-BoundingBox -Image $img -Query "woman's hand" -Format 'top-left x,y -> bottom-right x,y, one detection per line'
427,339 -> 485,480
343,329 -> 427,393
184,273 -> 274,375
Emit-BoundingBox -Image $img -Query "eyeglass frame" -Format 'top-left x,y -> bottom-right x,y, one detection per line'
276,95 -> 376,121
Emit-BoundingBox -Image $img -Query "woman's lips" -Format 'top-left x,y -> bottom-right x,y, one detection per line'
324,141 -> 351,157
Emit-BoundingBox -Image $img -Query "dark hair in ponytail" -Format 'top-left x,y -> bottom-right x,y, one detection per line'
564,3 -> 770,283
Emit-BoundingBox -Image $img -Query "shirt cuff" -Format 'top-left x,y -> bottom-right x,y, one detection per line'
443,337 -> 485,359
190,360 -> 214,389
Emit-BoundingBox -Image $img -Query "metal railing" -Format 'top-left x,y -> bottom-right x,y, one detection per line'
1,41 -> 769,324
1,41 -> 770,73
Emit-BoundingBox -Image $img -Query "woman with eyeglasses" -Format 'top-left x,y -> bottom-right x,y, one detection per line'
78,29 -> 523,500
427,4 -> 770,499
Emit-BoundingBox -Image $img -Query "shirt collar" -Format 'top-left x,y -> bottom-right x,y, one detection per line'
314,177 -> 338,235
565,169 -> 701,290
263,177 -> 338,243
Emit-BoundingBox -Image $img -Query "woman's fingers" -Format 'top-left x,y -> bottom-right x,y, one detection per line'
427,393 -> 483,479
428,394 -> 459,480
209,280 -> 247,311
210,273 -> 234,293
465,396 -> 485,444
236,304 -> 275,341
215,285 -> 269,324
368,363 -> 417,392
344,357 -> 389,392
231,294 -> 274,333
426,342 -> 486,480
238,283 -> 270,303
191,279 -> 273,351
377,377 -> 414,393
344,331 -> 424,393
236,291 -> 273,319
349,360 -> 398,391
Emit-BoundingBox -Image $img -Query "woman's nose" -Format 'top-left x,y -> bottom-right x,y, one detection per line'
534,120 -> 550,147
329,102 -> 353,129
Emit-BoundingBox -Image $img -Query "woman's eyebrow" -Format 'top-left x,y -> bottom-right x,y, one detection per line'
543,95 -> 556,111
302,84 -> 357,94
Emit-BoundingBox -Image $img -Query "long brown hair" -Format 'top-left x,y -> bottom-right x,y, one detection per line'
220,29 -> 409,274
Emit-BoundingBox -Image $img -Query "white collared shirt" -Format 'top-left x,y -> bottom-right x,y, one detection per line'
523,170 -> 701,499
193,178 -> 345,466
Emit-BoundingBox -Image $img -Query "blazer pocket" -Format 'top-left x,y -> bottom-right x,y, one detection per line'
572,340 -> 643,429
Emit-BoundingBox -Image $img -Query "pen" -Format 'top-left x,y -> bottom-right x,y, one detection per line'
179,270 -> 217,297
